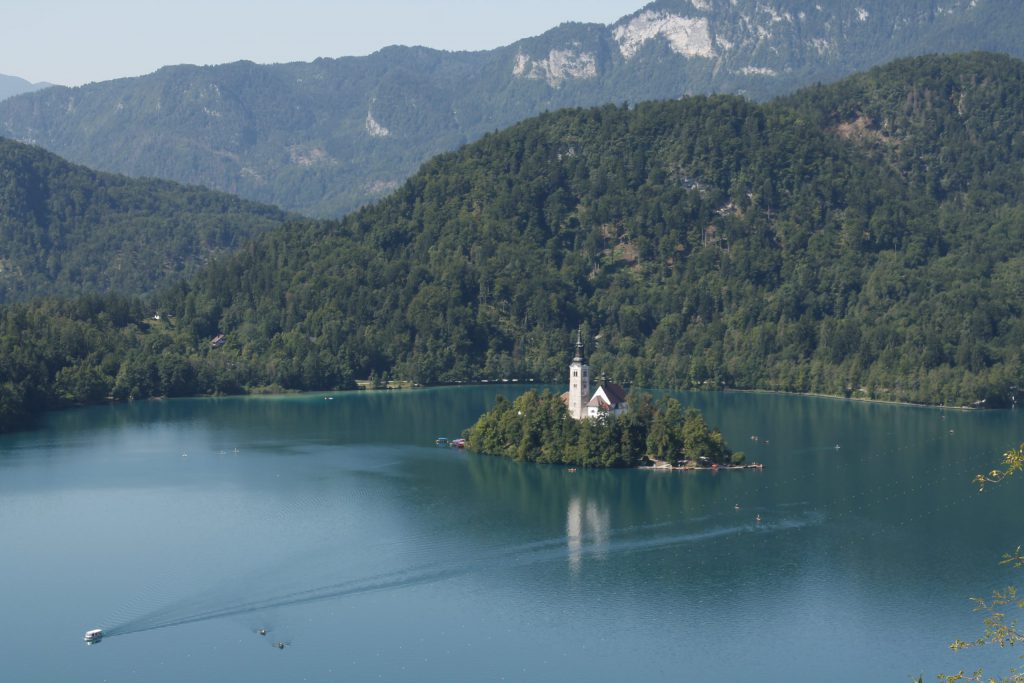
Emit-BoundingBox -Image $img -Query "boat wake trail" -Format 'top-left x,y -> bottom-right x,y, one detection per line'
105,564 -> 463,637
103,513 -> 819,638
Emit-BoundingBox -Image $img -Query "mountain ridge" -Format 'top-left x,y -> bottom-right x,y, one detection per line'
0,73 -> 53,102
1,0 -> 1021,217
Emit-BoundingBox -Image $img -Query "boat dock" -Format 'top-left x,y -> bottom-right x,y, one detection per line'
639,462 -> 765,472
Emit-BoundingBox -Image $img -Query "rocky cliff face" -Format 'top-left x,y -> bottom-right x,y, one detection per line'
512,0 -> 996,94
0,0 -> 1016,217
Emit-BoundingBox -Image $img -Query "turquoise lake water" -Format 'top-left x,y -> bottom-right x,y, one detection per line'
1,386 -> 1023,681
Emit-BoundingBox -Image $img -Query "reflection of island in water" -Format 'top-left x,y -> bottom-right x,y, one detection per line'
463,451 -> 730,542
566,496 -> 610,573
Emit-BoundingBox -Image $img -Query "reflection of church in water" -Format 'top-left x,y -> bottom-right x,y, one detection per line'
566,496 -> 609,573
560,330 -> 629,420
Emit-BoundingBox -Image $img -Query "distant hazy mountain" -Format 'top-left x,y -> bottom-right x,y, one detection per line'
1,0 -> 1021,217
0,137 -> 290,302
0,73 -> 52,101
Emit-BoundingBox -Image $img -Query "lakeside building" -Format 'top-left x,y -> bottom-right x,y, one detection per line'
561,330 -> 628,420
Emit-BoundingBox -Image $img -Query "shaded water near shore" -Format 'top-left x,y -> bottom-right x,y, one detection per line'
2,386 -> 1023,681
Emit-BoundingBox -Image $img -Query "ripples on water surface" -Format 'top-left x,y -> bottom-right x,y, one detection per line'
1,386 -> 1022,681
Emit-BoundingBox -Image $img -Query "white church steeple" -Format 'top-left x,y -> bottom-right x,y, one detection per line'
567,328 -> 590,420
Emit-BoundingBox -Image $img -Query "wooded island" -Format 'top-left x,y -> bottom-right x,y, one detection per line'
464,390 -> 744,469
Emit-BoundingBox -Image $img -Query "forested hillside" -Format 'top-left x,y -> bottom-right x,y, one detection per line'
3,53 -> 1024,430
1,0 -> 1021,217
0,138 -> 290,302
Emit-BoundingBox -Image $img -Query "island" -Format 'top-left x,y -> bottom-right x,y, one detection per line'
464,333 -> 747,469
464,388 -> 746,469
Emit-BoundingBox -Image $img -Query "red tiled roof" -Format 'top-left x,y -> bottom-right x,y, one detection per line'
598,381 -> 628,406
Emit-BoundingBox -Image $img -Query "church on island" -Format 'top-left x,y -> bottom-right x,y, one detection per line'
561,330 -> 629,420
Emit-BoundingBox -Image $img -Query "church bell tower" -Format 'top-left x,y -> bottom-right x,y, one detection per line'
568,328 -> 590,420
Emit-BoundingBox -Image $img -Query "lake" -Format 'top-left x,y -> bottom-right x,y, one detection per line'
1,386 -> 1022,681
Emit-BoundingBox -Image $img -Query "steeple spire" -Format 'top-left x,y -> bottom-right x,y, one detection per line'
567,327 -> 590,420
573,327 -> 585,362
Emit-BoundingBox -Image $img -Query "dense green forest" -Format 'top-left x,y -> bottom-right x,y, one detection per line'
0,138 -> 290,302
465,390 -> 740,468
0,294 -> 345,432
1,1 -> 1022,217
4,53 -> 1024,430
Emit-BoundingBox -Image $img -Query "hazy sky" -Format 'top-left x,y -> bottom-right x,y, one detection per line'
3,0 -> 648,86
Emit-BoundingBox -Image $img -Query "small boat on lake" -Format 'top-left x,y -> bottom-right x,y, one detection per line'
435,437 -> 449,447
84,629 -> 103,644
451,438 -> 466,448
